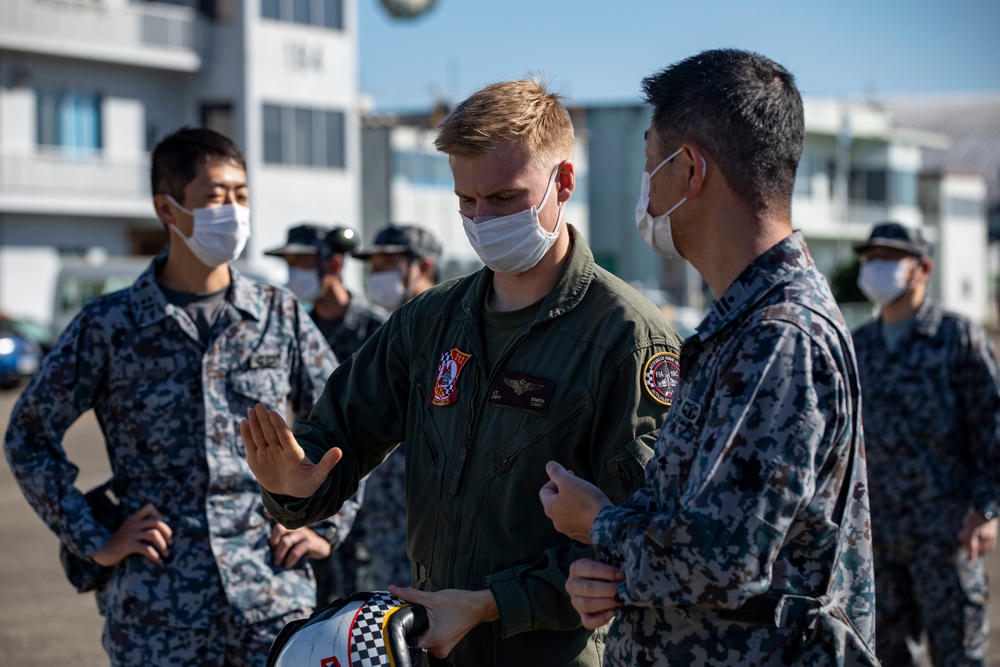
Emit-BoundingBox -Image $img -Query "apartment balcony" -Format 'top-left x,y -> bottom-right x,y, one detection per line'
0,149 -> 153,218
0,0 -> 202,72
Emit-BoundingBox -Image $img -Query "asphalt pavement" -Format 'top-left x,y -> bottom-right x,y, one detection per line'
2,385 -> 1000,666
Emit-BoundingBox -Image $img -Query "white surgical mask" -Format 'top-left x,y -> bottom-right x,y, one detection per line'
368,269 -> 407,311
286,267 -> 321,302
460,165 -> 564,274
857,258 -> 915,307
635,147 -> 705,260
165,194 -> 251,269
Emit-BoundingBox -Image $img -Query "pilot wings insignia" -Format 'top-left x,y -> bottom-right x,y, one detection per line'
504,378 -> 543,396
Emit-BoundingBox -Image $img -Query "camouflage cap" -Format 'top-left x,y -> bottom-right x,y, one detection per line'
854,222 -> 932,258
353,225 -> 442,263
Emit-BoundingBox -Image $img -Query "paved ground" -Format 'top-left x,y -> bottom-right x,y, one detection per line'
2,385 -> 1000,666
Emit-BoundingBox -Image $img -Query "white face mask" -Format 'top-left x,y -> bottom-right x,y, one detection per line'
368,268 -> 407,311
165,195 -> 251,269
286,267 -> 321,302
460,165 -> 564,275
635,147 -> 706,260
857,258 -> 915,307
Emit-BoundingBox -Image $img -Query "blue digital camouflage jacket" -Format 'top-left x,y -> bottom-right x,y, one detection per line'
591,232 -> 876,666
4,256 -> 338,627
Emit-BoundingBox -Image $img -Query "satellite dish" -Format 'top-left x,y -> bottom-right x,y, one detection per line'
380,0 -> 437,19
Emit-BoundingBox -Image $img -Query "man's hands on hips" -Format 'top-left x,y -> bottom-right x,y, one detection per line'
270,524 -> 331,568
539,461 -> 611,544
388,585 -> 500,658
240,403 -> 342,498
92,503 -> 173,567
962,509 -> 998,562
566,559 -> 624,629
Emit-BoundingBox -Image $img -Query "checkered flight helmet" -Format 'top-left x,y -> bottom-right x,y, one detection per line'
268,591 -> 428,667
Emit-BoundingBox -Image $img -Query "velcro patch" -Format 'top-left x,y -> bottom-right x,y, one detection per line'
489,371 -> 555,413
643,351 -> 680,406
431,348 -> 472,407
249,353 -> 281,369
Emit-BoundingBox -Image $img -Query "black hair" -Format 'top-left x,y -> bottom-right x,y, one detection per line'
150,127 -> 247,205
641,48 -> 804,211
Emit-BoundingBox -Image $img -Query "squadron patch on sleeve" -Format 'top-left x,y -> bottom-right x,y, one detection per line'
643,351 -> 680,406
431,348 -> 471,407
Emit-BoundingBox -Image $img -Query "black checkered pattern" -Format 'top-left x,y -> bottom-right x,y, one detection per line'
349,591 -> 407,667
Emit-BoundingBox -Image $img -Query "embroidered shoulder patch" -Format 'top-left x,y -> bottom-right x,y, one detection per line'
431,348 -> 472,407
643,351 -> 680,406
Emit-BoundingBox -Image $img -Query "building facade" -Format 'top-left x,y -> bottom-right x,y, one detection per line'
0,0 -> 362,327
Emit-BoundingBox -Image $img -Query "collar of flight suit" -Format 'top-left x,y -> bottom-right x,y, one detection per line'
128,254 -> 267,329
694,230 -> 813,342
459,224 -> 595,327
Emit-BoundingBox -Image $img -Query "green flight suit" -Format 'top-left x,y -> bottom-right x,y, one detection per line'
263,227 -> 682,666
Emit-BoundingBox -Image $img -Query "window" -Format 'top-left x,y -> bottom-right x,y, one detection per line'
945,198 -> 984,219
201,103 -> 234,139
261,0 -> 343,30
848,168 -> 887,203
263,103 -> 346,168
37,91 -> 102,152
889,171 -> 917,207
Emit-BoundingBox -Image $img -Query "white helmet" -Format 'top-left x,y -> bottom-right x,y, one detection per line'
268,591 -> 428,667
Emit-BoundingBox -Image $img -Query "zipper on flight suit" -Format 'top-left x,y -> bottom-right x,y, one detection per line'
449,398 -> 474,496
447,316 -> 538,495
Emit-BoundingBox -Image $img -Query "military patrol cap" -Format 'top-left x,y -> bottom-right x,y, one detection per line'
354,225 -> 442,262
264,225 -> 359,257
854,222 -> 932,259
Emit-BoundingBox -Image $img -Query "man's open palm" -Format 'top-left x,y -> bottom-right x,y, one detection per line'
240,403 -> 342,498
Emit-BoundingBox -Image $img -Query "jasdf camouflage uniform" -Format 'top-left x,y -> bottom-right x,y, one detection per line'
309,294 -> 390,604
855,299 -> 1000,666
591,232 -> 876,666
3,256 -> 338,665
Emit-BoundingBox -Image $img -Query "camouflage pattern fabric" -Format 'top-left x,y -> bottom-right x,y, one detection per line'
311,293 -> 388,364
854,299 -> 1000,665
591,232 -> 876,666
873,540 -> 988,666
101,608 -> 303,667
3,256 -> 338,646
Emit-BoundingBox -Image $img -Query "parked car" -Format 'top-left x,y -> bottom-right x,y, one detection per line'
0,319 -> 43,389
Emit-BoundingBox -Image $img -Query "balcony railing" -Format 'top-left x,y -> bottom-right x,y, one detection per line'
0,0 -> 201,72
0,150 -> 151,215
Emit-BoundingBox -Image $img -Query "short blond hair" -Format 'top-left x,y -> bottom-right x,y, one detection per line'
435,78 -> 575,169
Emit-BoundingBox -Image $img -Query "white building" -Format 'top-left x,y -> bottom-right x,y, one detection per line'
578,99 -> 992,324
0,0 -> 362,328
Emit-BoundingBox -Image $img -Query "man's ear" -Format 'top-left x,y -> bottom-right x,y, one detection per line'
556,160 -> 576,204
682,144 -> 708,200
153,194 -> 179,229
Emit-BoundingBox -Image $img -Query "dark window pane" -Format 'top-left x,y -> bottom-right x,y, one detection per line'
294,107 -> 312,166
326,110 -> 345,168
293,0 -> 310,24
261,0 -> 280,19
263,104 -> 283,164
37,91 -> 57,146
323,0 -> 343,29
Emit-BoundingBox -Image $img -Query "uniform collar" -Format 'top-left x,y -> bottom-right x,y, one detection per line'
462,224 -> 594,324
128,255 -> 264,329
694,231 -> 813,341
910,298 -> 942,337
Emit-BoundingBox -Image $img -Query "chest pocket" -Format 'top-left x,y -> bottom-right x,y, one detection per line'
227,368 -> 291,415
109,354 -> 197,466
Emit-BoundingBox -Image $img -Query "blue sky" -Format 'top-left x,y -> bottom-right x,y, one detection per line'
358,0 -> 1000,112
